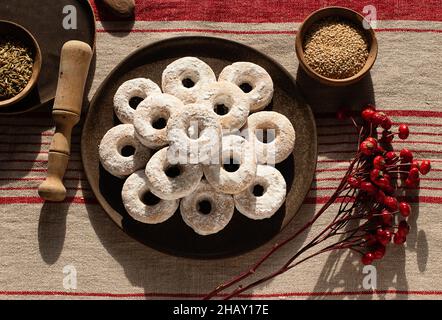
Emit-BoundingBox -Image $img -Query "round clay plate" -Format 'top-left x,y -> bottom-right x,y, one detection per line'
0,0 -> 95,115
82,36 -> 317,259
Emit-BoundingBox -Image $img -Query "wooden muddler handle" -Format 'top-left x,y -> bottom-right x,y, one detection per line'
38,41 -> 93,201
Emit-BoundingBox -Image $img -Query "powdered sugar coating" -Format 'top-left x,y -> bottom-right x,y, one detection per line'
99,124 -> 151,178
180,179 -> 234,236
197,81 -> 249,131
219,62 -> 274,112
246,111 -> 296,164
234,165 -> 286,220
162,57 -> 216,104
122,170 -> 178,224
167,103 -> 221,165
145,147 -> 203,200
113,78 -> 161,124
133,93 -> 183,148
204,135 -> 256,194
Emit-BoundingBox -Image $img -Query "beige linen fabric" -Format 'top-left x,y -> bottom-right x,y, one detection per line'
1,17 -> 441,299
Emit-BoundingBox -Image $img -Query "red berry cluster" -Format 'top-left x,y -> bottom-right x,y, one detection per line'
347,105 -> 431,265
205,105 -> 435,300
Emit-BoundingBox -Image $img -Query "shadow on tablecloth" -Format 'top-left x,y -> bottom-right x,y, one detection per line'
296,68 -> 429,299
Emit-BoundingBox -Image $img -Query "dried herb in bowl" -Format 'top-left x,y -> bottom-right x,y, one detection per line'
0,37 -> 34,100
303,17 -> 369,79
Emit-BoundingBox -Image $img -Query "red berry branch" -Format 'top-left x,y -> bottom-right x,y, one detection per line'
204,105 -> 432,300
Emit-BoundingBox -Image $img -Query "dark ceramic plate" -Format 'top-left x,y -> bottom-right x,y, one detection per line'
81,36 -> 317,259
0,0 -> 95,115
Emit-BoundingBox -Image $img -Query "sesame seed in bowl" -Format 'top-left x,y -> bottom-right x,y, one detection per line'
295,7 -> 378,86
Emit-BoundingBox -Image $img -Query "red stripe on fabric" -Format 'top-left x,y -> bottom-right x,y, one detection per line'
315,167 -> 348,173
310,186 -> 339,191
0,159 -> 82,163
314,186 -> 442,192
390,122 -> 442,128
0,177 -> 88,182
316,122 -> 442,129
315,167 -> 441,173
317,159 -> 442,163
317,110 -> 442,120
383,110 -> 442,118
0,197 -> 97,205
0,133 -> 81,137
90,0 -> 442,23
314,177 -> 442,182
0,187 -> 91,191
319,132 -> 439,138
96,28 -> 442,35
97,28 -> 296,35
303,196 -> 442,204
0,142 -> 80,146
377,28 -> 442,33
319,149 -> 442,155
0,151 -> 80,157
0,168 -> 84,173
319,140 -> 442,147
1,185 -> 439,193
0,195 -> 438,205
320,131 -> 442,137
2,289 -> 442,298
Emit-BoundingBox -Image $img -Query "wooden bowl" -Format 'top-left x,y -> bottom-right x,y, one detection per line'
0,20 -> 42,108
295,6 -> 378,86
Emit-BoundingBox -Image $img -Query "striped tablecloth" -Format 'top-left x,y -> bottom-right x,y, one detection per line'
1,0 -> 442,299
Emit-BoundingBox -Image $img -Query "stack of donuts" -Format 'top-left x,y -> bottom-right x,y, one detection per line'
99,57 -> 296,236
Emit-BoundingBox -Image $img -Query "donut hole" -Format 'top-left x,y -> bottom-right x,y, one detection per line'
151,109 -> 170,130
129,96 -> 144,109
252,184 -> 266,197
197,199 -> 212,215
239,82 -> 253,93
120,145 -> 136,157
182,78 -> 195,88
259,130 -> 275,144
152,117 -> 167,129
141,191 -> 161,206
223,157 -> 240,172
255,125 -> 277,144
214,104 -> 229,116
165,165 -> 181,178
213,94 -> 233,116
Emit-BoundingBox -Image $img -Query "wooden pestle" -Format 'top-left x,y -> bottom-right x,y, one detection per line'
38,41 -> 93,202
102,0 -> 135,17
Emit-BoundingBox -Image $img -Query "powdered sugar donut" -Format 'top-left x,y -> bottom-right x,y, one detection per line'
167,103 -> 221,164
162,57 -> 216,104
122,170 -> 178,224
234,165 -> 286,220
99,124 -> 151,178
197,81 -> 249,131
180,179 -> 234,236
246,111 -> 295,164
204,135 -> 256,194
219,62 -> 274,112
113,78 -> 161,124
145,147 -> 203,200
133,93 -> 184,148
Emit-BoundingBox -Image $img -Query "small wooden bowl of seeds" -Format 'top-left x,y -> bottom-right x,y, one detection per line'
0,20 -> 42,108
295,7 -> 378,86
